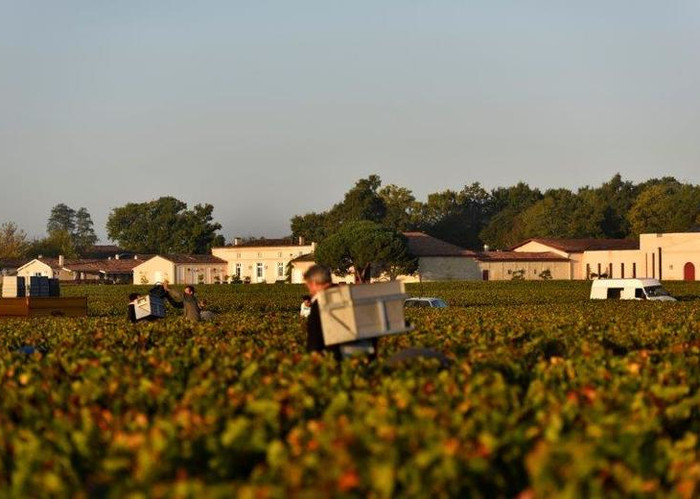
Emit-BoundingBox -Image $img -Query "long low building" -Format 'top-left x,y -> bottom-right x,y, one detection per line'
17,256 -> 142,283
287,231 -> 700,283
287,232 -> 575,283
512,232 -> 700,281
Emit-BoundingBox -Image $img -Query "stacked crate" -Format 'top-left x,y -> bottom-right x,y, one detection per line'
29,276 -> 52,297
318,281 -> 413,346
1,277 -> 26,298
134,295 -> 166,321
49,278 -> 61,297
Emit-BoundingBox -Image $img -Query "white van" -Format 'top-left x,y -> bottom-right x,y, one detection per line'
590,279 -> 676,301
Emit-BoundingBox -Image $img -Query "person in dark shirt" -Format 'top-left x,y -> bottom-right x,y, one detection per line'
303,265 -> 342,359
162,282 -> 202,322
303,265 -> 379,361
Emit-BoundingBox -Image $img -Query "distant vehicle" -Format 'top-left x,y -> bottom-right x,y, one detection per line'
589,279 -> 676,302
404,297 -> 448,308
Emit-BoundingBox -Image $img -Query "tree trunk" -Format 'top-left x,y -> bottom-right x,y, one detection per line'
355,264 -> 372,284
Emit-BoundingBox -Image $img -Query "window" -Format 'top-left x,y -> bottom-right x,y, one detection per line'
632,263 -> 637,278
277,262 -> 285,278
644,285 -> 670,298
256,263 -> 264,279
586,264 -> 591,279
235,263 -> 242,277
621,263 -> 625,279
257,252 -> 262,258
278,252 -> 283,258
236,253 -> 241,258
607,288 -> 623,299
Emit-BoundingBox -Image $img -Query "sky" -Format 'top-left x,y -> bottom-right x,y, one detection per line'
2,1 -> 700,242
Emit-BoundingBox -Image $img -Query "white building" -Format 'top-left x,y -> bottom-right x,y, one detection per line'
212,238 -> 315,284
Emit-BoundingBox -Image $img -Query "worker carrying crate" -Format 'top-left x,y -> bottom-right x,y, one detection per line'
303,265 -> 412,361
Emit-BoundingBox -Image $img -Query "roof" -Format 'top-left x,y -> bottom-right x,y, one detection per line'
476,251 -> 570,263
0,258 -> 31,269
149,254 -> 227,265
222,238 -> 311,248
64,259 -> 140,273
511,238 -> 639,253
403,232 -> 476,258
23,258 -> 81,270
290,253 -> 316,264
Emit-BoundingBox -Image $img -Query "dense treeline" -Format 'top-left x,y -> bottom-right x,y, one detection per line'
291,174 -> 700,249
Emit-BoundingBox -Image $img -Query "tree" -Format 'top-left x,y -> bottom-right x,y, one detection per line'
480,182 -> 543,248
0,222 -> 28,259
378,184 -> 418,231
627,181 -> 700,235
73,207 -> 98,253
514,188 -> 605,240
106,197 -> 223,254
291,175 -> 388,242
416,183 -> 492,249
29,230 -> 78,258
45,204 -> 99,256
290,212 -> 331,243
594,174 -> 637,238
47,203 -> 76,234
327,175 -> 386,225
315,221 -> 416,283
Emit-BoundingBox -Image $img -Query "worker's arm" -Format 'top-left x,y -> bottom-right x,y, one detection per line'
162,282 -> 184,309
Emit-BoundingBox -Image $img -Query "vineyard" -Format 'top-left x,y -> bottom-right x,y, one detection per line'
1,281 -> 700,497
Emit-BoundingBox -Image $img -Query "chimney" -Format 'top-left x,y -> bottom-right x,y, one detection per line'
483,244 -> 490,253
134,255 -> 138,260
299,236 -> 305,246
58,255 -> 64,267
115,254 -> 120,260
38,254 -> 43,259
234,237 -> 242,246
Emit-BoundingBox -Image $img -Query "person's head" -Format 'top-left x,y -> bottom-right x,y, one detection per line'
129,293 -> 140,302
184,285 -> 195,296
302,294 -> 311,305
303,265 -> 332,296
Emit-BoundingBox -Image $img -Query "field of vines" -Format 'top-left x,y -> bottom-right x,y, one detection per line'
1,280 -> 700,497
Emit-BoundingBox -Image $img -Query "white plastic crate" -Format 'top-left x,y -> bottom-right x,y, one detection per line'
2,276 -> 26,298
317,281 -> 413,346
133,295 -> 166,321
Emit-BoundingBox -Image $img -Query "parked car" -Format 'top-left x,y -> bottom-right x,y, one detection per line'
404,297 -> 448,308
589,278 -> 676,301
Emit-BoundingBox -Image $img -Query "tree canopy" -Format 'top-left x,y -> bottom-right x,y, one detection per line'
33,204 -> 100,257
291,174 -> 700,250
315,221 -> 416,283
106,197 -> 223,254
0,222 -> 28,260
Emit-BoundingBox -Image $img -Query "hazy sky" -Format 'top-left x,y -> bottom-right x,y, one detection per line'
2,1 -> 700,241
